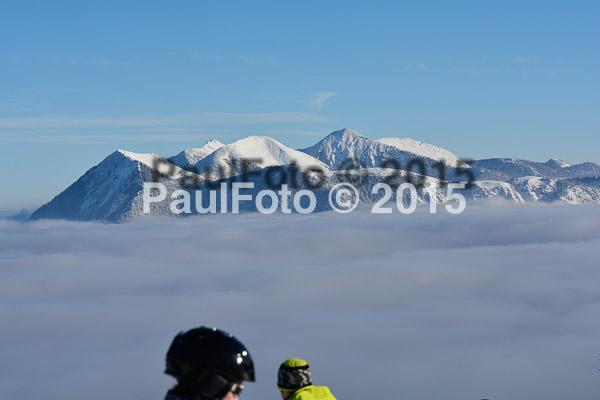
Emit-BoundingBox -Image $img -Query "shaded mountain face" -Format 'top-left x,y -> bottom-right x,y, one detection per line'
29,129 -> 600,222
29,150 -> 193,222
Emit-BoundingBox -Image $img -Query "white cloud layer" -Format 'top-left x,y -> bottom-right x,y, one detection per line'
1,204 -> 600,400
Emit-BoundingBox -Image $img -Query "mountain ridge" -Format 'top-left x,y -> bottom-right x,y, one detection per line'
29,128 -> 600,222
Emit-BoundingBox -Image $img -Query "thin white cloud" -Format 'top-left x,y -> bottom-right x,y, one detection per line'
128,127 -> 221,133
1,205 -> 599,400
262,129 -> 328,136
309,91 -> 335,110
0,132 -> 237,144
0,88 -> 80,93
0,55 -> 132,66
0,112 -> 335,130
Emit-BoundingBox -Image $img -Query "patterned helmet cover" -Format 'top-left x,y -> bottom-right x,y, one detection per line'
277,358 -> 312,391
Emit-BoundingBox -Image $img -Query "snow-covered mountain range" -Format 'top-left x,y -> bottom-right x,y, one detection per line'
30,128 -> 600,221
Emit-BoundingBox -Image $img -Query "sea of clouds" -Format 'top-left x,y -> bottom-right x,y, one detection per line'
1,204 -> 600,400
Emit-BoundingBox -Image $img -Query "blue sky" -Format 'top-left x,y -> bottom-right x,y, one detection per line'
1,0 -> 599,209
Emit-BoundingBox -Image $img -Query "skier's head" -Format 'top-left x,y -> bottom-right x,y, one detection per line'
277,358 -> 312,399
165,326 -> 255,400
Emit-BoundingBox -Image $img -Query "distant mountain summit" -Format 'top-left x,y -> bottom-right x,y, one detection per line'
299,128 -> 462,170
471,157 -> 600,181
193,136 -> 328,178
168,139 -> 224,168
299,128 -> 388,169
30,150 -> 191,221
376,137 -> 462,167
545,158 -> 572,169
29,128 -> 600,222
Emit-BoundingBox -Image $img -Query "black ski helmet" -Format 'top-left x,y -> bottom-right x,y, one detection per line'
165,326 -> 255,399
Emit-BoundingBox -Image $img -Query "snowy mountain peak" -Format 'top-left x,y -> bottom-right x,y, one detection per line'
200,139 -> 225,152
299,128 -> 382,169
546,158 -> 572,168
225,135 -> 300,151
116,149 -> 162,169
168,139 -> 224,168
239,135 -> 279,143
193,134 -> 328,175
376,137 -> 464,167
328,128 -> 365,138
300,128 -> 468,170
114,149 -> 193,180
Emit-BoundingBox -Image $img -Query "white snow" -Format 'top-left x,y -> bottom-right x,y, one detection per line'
473,180 -> 514,189
300,128 -> 401,169
117,149 -> 196,179
377,137 -> 465,167
511,176 -> 544,185
301,128 -> 470,170
546,158 -> 572,168
194,136 -> 329,173
117,149 -> 161,168
169,139 -> 224,168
